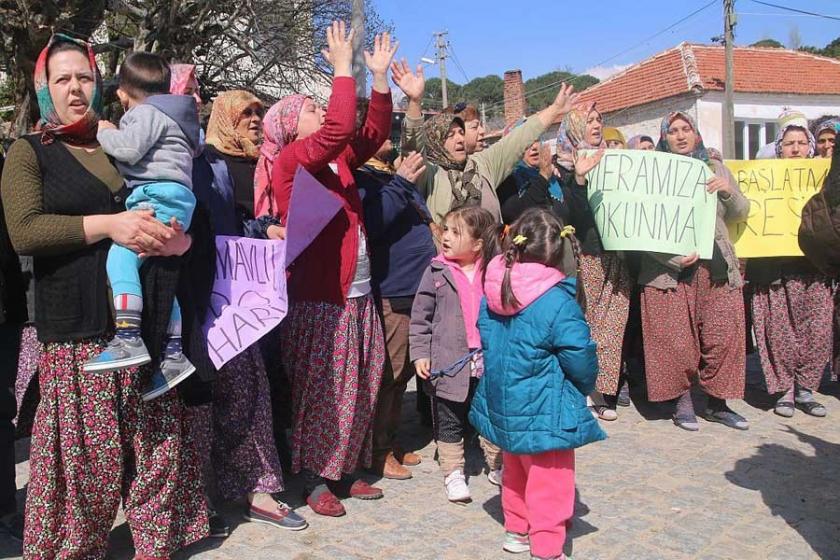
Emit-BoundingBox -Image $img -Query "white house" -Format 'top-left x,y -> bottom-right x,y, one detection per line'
553,43 -> 840,159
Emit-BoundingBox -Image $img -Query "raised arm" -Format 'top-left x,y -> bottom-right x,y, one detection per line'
392,59 -> 426,154
474,84 -> 580,189
347,33 -> 398,168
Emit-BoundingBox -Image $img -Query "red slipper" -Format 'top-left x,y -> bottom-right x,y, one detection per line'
305,488 -> 346,517
348,479 -> 384,500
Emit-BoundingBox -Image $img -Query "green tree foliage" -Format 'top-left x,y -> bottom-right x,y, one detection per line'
800,36 -> 840,59
751,39 -> 784,48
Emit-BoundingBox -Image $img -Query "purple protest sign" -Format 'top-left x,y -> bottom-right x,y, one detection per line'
204,236 -> 288,369
285,165 -> 344,266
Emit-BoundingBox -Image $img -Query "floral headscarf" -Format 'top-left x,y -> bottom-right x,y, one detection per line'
423,113 -> 483,210
34,34 -> 102,146
656,111 -> 710,164
205,90 -> 263,159
254,94 -> 308,217
813,117 -> 840,139
169,63 -> 201,105
555,104 -> 605,171
775,124 -> 815,158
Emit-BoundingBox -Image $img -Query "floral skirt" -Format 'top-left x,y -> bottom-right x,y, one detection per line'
751,274 -> 835,394
281,295 -> 385,481
580,253 -> 632,395
13,325 -> 40,437
23,337 -> 207,558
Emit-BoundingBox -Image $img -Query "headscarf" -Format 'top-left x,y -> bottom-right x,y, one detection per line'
813,117 -> 840,139
774,109 -> 815,158
423,113 -> 482,210
603,127 -> 626,147
169,63 -> 201,103
205,90 -> 263,160
555,104 -> 605,171
627,134 -> 654,150
505,118 -> 563,202
254,94 -> 307,217
656,111 -> 710,164
34,34 -> 102,146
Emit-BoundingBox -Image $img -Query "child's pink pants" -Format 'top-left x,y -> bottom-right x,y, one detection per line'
502,449 -> 575,559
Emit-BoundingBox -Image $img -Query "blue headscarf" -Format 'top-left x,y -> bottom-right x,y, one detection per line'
512,160 -> 564,202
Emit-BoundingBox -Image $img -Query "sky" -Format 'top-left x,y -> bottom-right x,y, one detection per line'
373,0 -> 840,83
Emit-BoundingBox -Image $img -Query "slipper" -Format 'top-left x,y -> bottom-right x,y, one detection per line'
590,405 -> 617,421
673,414 -> 700,432
796,401 -> 827,417
702,409 -> 749,431
774,401 -> 795,418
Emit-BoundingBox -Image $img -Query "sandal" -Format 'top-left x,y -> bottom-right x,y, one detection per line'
774,400 -> 795,418
796,401 -> 827,417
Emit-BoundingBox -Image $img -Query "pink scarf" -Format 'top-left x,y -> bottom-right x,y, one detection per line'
254,94 -> 308,217
435,255 -> 485,349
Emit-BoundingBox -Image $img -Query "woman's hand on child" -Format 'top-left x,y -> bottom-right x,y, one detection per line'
140,217 -> 192,258
321,20 -> 355,78
109,209 -> 173,254
365,33 -> 399,94
396,151 -> 425,184
414,358 -> 431,380
390,59 -> 425,102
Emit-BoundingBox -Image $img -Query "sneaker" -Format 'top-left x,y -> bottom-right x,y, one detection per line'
83,336 -> 151,373
488,468 -> 503,487
207,508 -> 230,538
503,531 -> 530,554
444,470 -> 471,503
142,352 -> 196,402
245,501 -> 308,531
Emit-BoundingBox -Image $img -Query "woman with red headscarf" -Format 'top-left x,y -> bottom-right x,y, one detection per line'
1,35 -> 206,557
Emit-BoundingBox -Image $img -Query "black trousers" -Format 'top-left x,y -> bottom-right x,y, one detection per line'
0,323 -> 22,515
432,378 -> 478,444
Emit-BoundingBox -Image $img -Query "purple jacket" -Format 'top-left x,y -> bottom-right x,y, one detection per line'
409,259 -> 475,403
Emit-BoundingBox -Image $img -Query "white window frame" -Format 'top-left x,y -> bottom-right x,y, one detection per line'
735,118 -> 776,160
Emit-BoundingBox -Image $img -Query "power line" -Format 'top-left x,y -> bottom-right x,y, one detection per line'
748,0 -> 840,22
482,0 -> 718,112
448,41 -> 470,83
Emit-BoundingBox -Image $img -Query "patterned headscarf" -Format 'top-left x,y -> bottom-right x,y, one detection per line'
627,134 -> 654,150
813,117 -> 840,138
169,63 -> 201,105
254,94 -> 308,217
775,124 -> 815,159
656,111 -> 710,164
205,90 -> 263,159
423,113 -> 483,210
555,104 -> 605,171
34,34 -> 102,146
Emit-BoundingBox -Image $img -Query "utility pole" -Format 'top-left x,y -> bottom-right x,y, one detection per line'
351,0 -> 366,98
722,0 -> 736,158
434,31 -> 449,108
480,102 -> 487,124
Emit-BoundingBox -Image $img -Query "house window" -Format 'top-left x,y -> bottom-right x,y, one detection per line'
735,119 -> 778,160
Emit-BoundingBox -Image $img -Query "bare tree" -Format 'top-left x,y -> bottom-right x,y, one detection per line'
0,0 -> 390,137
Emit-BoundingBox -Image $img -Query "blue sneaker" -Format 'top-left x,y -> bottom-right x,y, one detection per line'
142,352 -> 196,401
83,336 -> 151,373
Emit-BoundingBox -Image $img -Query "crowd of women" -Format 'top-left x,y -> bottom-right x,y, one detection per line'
0,20 -> 838,560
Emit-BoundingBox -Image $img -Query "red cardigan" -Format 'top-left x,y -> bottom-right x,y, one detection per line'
271,77 -> 393,304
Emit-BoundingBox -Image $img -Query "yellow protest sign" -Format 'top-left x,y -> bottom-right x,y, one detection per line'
725,159 -> 830,258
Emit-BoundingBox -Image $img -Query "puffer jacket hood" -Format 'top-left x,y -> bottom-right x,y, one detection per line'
484,255 -> 568,316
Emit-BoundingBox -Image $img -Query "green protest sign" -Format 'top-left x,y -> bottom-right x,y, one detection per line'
584,150 -> 717,258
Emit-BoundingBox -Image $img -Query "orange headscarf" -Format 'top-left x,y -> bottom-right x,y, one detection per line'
205,90 -> 263,159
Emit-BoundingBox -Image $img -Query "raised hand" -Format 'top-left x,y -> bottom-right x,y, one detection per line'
321,20 -> 355,77
390,58 -> 425,102
364,32 -> 399,76
574,147 -> 605,182
552,83 -> 579,117
538,143 -> 553,179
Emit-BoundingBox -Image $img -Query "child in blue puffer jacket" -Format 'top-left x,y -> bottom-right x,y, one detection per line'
469,208 -> 606,560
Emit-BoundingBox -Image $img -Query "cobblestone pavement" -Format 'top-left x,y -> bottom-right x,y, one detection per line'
3,357 -> 839,559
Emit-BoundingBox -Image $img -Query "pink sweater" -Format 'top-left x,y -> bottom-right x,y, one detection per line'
433,254 -> 485,348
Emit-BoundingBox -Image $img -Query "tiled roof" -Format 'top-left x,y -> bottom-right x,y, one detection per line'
568,42 -> 840,118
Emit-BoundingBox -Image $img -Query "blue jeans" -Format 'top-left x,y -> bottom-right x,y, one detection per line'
107,181 -> 196,319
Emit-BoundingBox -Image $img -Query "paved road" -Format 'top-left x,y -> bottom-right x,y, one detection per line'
3,357 -> 839,559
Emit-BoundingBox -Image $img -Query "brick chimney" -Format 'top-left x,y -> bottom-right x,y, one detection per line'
504,70 -> 527,126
